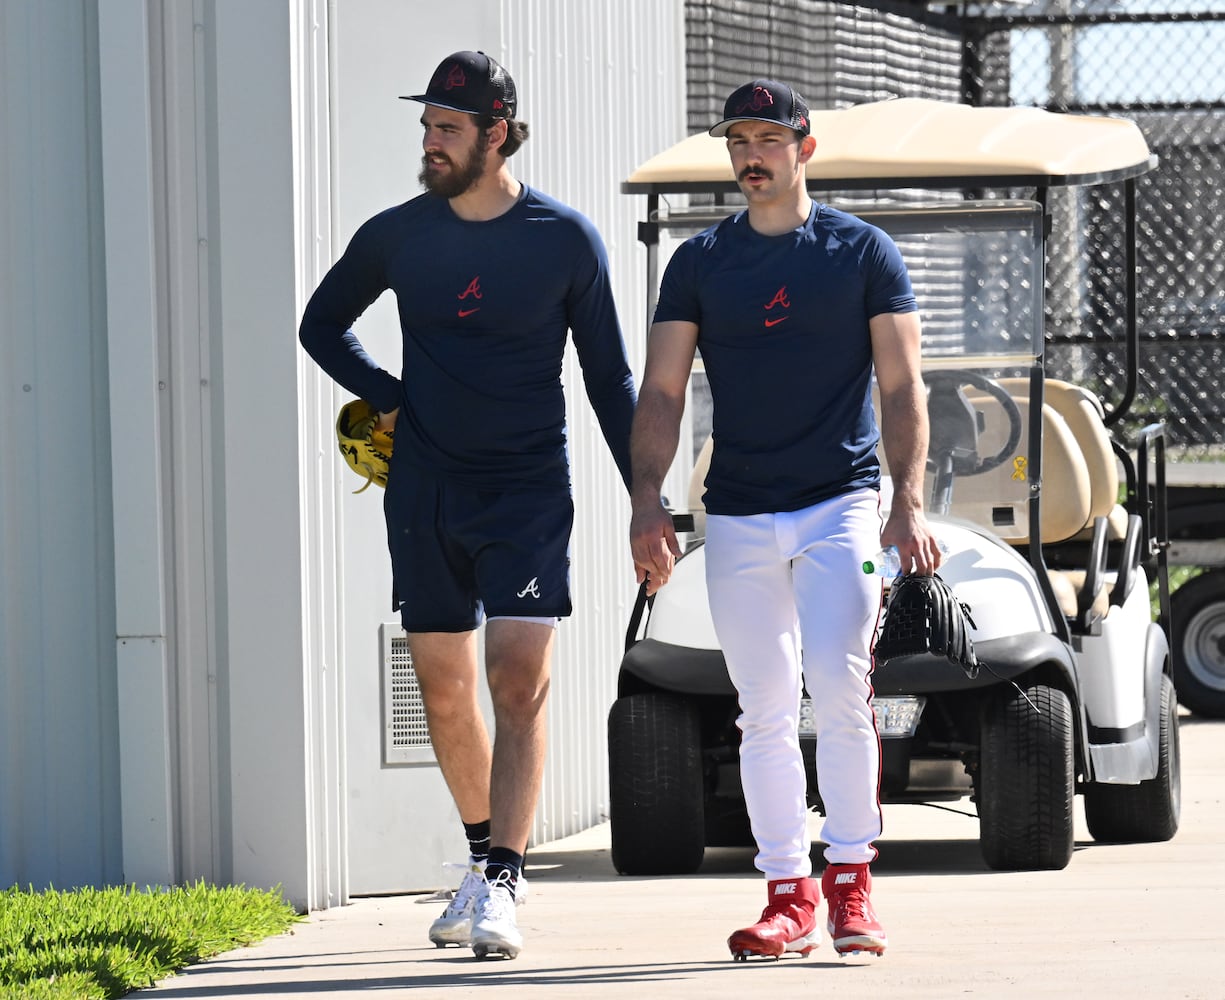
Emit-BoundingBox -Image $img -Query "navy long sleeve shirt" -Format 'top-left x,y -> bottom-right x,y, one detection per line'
300,185 -> 636,491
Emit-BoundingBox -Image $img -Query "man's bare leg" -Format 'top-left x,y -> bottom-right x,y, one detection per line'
409,630 -> 491,823
485,619 -> 554,854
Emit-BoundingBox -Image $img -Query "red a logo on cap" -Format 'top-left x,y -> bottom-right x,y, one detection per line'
445,64 -> 466,90
736,86 -> 775,115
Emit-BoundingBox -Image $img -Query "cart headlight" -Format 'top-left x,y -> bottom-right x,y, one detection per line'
799,698 -> 817,735
873,696 -> 926,737
798,695 -> 925,738
798,691 -> 921,740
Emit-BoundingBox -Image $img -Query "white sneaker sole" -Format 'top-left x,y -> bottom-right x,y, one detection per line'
471,931 -> 522,960
428,917 -> 472,947
830,932 -> 886,957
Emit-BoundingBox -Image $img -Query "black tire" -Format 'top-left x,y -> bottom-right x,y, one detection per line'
704,797 -> 755,847
1170,569 -> 1225,718
608,692 -> 705,875
978,682 -> 1075,871
1083,674 -> 1181,843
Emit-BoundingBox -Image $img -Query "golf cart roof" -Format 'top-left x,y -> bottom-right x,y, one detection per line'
622,98 -> 1156,194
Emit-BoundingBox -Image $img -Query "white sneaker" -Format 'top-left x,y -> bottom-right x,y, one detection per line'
428,859 -> 486,947
470,872 -> 523,959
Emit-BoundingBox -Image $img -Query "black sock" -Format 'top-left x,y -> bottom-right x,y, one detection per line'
484,847 -> 524,899
463,819 -> 492,863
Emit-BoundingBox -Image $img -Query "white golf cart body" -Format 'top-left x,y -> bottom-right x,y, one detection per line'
610,100 -> 1179,875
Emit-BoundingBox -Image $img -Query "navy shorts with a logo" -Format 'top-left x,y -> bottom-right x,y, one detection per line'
385,468 -> 574,633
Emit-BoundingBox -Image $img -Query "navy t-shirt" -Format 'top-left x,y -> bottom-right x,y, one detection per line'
299,185 -> 636,490
654,202 -> 917,515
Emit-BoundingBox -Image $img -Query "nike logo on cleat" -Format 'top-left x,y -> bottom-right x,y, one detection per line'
774,882 -> 798,894
833,872 -> 858,885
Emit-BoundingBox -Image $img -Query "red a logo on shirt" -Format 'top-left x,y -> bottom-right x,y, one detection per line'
763,285 -> 791,327
764,286 -> 790,310
458,277 -> 482,300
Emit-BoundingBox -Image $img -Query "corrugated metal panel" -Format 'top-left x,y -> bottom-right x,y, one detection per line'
0,0 -> 123,890
0,0 -> 685,897
501,0 -> 687,846
687,0 -> 962,127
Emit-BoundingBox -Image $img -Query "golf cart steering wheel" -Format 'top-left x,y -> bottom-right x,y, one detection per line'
923,369 -> 1023,477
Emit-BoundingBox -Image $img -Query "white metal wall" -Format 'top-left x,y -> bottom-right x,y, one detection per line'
0,0 -> 687,905
329,0 -> 687,893
0,0 -> 123,891
329,1 -> 491,895
500,0 -> 688,847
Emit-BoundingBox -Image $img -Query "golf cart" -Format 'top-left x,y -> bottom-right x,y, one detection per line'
609,99 -> 1179,875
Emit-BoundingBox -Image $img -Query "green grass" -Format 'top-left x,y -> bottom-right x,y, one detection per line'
0,882 -> 301,999
1153,564 -> 1204,620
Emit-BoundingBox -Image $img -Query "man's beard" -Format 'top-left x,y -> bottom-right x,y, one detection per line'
419,134 -> 489,199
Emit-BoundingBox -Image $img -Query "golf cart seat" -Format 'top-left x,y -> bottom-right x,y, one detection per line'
998,378 -> 1129,542
936,390 -> 1092,545
986,379 -> 1136,627
932,378 -> 1137,626
687,435 -> 715,538
873,377 -> 1128,625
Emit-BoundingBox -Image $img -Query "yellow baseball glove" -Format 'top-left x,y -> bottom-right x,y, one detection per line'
336,399 -> 393,493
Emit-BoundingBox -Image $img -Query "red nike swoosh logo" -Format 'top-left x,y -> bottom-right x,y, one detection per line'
764,316 -> 788,327
458,308 -> 480,318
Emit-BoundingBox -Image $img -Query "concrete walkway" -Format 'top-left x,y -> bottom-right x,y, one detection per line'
141,715 -> 1224,999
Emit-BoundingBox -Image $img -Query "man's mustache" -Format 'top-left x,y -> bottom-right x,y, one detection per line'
738,165 -> 773,182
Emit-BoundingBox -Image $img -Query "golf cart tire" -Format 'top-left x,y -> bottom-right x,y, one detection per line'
978,682 -> 1075,871
608,692 -> 705,875
1083,674 -> 1181,844
704,798 -> 755,847
1170,569 -> 1225,718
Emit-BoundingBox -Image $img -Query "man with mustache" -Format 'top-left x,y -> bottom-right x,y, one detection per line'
629,78 -> 938,961
300,50 -> 636,960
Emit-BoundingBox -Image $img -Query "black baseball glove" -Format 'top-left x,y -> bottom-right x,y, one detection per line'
874,573 -> 979,678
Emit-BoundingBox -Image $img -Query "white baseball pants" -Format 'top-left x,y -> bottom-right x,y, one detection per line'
705,488 -> 884,880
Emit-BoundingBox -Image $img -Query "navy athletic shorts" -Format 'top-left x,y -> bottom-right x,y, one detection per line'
385,468 -> 574,632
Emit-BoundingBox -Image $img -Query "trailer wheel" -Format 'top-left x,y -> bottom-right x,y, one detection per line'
978,682 -> 1075,871
608,692 -> 705,875
1084,674 -> 1180,843
1171,569 -> 1225,718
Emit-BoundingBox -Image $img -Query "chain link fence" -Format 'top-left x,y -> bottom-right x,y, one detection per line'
684,0 -> 1225,458
961,0 -> 1225,458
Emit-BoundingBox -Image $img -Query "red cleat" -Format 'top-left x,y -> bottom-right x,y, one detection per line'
822,863 -> 887,957
727,877 -> 821,961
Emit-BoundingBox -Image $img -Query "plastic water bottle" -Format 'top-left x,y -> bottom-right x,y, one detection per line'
862,541 -> 950,577
863,546 -> 904,577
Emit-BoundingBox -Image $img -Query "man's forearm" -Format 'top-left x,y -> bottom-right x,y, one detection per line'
879,384 -> 929,511
630,388 -> 685,506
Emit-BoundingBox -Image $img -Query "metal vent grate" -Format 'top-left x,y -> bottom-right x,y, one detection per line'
380,624 -> 435,765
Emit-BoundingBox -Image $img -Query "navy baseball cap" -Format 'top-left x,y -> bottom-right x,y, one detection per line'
402,50 -> 517,120
708,79 -> 810,137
